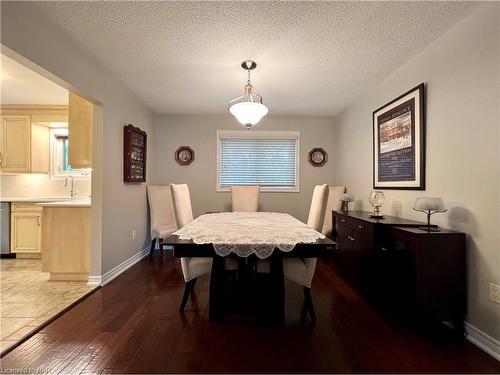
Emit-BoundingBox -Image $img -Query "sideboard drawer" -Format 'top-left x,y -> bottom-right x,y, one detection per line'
336,213 -> 370,234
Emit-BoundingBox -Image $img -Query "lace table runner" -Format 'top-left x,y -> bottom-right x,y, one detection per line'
173,212 -> 325,259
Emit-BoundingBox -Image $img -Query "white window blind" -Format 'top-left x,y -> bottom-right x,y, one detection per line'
217,131 -> 299,192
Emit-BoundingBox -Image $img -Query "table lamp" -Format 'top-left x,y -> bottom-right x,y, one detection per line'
413,197 -> 447,232
369,190 -> 385,218
339,193 -> 354,212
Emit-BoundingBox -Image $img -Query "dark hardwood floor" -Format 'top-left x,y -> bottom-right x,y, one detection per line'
1,251 -> 499,374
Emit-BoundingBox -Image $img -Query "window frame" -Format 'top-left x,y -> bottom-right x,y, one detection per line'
49,127 -> 91,179
216,130 -> 300,193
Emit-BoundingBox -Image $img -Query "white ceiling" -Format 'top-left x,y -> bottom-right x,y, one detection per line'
31,1 -> 478,115
1,54 -> 68,105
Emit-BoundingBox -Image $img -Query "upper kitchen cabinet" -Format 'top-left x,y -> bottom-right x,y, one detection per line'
68,92 -> 93,168
0,105 -> 68,174
31,123 -> 50,173
1,115 -> 31,173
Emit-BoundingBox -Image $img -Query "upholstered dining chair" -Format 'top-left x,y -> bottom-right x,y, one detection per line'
321,185 -> 346,237
169,184 -> 240,312
283,184 -> 329,322
169,183 -> 213,311
231,185 -> 260,212
146,185 -> 177,265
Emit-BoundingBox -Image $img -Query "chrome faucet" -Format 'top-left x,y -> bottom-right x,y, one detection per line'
64,176 -> 78,199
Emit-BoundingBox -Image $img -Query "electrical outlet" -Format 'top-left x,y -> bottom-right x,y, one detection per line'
131,230 -> 136,240
489,283 -> 500,304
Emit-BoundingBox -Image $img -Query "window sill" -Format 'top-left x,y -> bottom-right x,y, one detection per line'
217,187 -> 299,193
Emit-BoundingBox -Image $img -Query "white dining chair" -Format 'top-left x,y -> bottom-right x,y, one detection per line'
321,185 -> 346,237
231,185 -> 260,212
283,184 -> 329,321
146,185 -> 177,265
170,183 -> 212,311
170,183 -> 238,311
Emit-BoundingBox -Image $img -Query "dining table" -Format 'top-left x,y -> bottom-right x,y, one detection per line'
165,212 -> 335,323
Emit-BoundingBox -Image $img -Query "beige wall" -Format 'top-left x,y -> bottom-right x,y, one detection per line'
1,2 -> 155,275
333,4 -> 500,339
153,114 -> 336,222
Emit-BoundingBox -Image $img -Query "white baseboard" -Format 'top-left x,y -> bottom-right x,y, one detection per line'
86,245 -> 173,287
101,247 -> 150,286
465,321 -> 500,361
87,275 -> 102,286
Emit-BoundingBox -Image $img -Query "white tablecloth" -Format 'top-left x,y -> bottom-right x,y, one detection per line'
173,212 -> 325,259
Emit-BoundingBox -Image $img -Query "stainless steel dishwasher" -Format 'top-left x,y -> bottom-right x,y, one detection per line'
1,202 -> 12,257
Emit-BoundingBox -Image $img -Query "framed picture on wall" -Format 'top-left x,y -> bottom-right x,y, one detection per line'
373,83 -> 425,190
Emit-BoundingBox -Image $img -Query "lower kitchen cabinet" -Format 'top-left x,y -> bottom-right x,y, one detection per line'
10,203 -> 42,258
41,205 -> 90,281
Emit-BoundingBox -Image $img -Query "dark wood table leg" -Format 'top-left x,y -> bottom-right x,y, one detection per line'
209,255 -> 225,321
269,256 -> 285,325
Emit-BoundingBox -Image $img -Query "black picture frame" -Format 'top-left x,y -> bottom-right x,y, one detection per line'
372,83 -> 426,190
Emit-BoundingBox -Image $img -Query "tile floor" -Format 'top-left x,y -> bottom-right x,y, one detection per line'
0,258 -> 96,353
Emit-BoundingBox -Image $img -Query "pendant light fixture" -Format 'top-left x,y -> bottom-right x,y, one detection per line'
228,60 -> 268,129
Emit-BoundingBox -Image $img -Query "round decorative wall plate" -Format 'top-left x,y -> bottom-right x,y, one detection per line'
308,148 -> 327,167
175,146 -> 194,165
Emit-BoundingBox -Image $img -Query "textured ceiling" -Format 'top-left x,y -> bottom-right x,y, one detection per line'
1,54 -> 68,105
30,1 -> 478,115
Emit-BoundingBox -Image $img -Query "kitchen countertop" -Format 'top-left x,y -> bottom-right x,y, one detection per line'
38,199 -> 91,208
0,197 -> 70,203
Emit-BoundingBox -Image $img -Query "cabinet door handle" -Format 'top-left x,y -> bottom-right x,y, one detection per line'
37,217 -> 40,226
347,235 -> 355,241
341,219 -> 347,223
358,225 -> 364,229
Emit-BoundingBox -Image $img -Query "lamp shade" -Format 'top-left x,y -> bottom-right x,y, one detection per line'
414,197 -> 446,211
228,61 -> 268,129
229,101 -> 268,128
340,193 -> 354,202
369,190 -> 385,207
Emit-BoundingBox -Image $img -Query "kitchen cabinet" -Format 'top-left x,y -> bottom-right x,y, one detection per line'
41,204 -> 90,281
1,115 -> 31,173
0,106 -> 67,174
10,203 -> 42,258
31,123 -> 50,173
68,92 -> 93,168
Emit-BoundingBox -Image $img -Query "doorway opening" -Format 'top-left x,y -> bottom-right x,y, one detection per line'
0,48 -> 103,355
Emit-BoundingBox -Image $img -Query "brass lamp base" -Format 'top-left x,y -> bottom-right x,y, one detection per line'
370,206 -> 383,218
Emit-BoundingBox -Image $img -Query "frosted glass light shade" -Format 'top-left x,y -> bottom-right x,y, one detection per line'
414,197 -> 445,211
369,190 -> 385,207
229,102 -> 268,129
340,193 -> 354,202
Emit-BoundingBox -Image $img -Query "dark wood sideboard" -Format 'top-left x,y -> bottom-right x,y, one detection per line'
332,210 -> 466,332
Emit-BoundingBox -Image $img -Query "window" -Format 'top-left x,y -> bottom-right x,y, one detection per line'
50,128 -> 90,178
217,131 -> 299,192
